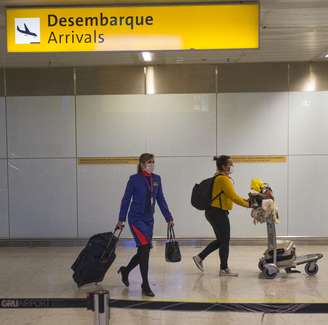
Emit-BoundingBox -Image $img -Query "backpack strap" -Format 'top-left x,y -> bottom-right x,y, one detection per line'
211,174 -> 224,208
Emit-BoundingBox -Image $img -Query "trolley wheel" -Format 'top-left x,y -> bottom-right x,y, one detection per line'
263,264 -> 279,279
305,262 -> 319,276
258,258 -> 265,271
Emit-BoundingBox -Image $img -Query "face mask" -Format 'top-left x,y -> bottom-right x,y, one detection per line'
228,166 -> 234,175
144,163 -> 154,174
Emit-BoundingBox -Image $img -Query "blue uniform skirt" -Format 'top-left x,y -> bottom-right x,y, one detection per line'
129,218 -> 154,247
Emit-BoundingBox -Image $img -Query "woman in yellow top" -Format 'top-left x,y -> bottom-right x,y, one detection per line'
193,155 -> 249,276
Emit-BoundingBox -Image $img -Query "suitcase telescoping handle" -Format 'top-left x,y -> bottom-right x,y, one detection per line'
100,227 -> 123,263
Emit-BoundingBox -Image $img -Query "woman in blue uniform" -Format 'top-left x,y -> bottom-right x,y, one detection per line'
116,153 -> 174,297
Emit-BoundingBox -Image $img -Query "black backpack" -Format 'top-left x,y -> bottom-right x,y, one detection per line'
191,175 -> 223,211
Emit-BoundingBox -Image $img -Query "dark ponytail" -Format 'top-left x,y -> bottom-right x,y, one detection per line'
138,153 -> 154,173
214,155 -> 231,171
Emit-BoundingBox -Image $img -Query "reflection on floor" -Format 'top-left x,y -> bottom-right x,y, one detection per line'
0,244 -> 327,324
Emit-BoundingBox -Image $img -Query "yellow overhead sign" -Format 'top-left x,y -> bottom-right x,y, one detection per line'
7,3 -> 259,52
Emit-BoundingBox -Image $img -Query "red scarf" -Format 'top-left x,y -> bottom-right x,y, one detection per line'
142,170 -> 151,177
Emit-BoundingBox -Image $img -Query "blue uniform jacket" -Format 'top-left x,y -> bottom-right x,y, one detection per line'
119,173 -> 173,224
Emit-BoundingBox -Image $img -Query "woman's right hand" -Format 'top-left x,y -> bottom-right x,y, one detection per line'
116,221 -> 125,230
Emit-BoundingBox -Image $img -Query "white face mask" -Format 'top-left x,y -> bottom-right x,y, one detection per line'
228,166 -> 234,175
144,163 -> 154,174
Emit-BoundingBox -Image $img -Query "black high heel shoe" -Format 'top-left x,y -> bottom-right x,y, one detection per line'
117,266 -> 129,287
141,284 -> 155,297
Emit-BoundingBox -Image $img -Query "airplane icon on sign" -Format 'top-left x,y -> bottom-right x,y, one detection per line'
16,23 -> 38,37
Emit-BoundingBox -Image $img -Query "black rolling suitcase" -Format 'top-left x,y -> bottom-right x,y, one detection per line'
71,228 -> 122,287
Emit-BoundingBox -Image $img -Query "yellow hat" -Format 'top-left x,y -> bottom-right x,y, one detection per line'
250,178 -> 265,192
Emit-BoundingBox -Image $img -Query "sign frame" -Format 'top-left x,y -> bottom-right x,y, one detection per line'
6,1 -> 260,54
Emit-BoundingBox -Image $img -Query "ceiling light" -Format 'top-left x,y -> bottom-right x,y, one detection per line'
304,77 -> 316,92
325,53 -> 328,58
141,52 -> 153,62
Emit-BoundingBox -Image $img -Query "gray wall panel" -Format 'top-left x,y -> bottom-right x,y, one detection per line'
288,156 -> 328,236
76,66 -> 145,95
218,92 -> 289,155
0,69 -> 4,97
9,159 -> 77,238
219,63 -> 289,92
0,159 -> 9,238
0,97 -> 6,158
289,62 -> 328,91
76,95 -> 148,156
6,68 -> 74,96
147,94 -> 216,156
153,65 -> 216,94
7,96 -> 76,158
289,91 -> 328,154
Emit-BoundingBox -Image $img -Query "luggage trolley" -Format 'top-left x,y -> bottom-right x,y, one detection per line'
249,186 -> 323,279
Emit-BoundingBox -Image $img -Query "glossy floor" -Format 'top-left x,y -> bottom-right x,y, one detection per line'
0,244 -> 327,324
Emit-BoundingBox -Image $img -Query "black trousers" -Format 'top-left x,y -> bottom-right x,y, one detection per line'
199,207 -> 230,270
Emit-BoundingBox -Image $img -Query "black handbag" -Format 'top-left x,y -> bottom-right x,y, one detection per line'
165,224 -> 182,263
